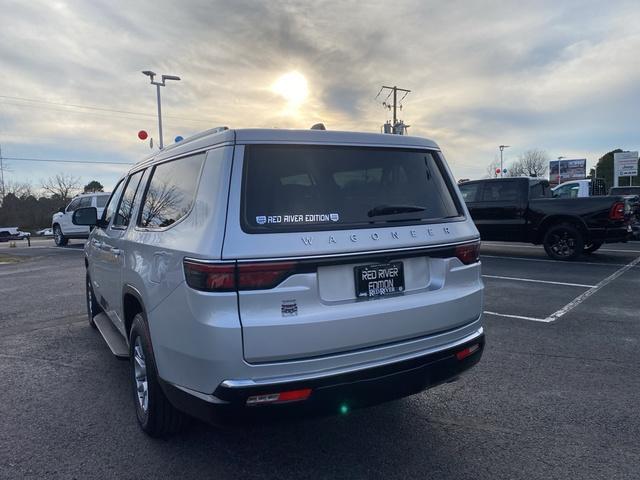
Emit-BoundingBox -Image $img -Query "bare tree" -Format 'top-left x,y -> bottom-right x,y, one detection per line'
41,173 -> 81,201
508,149 -> 549,178
5,179 -> 33,199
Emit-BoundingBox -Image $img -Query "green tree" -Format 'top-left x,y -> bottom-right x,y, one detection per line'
593,149 -> 640,190
83,180 -> 104,193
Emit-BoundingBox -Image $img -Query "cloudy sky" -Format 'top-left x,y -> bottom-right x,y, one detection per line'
1,0 -> 639,192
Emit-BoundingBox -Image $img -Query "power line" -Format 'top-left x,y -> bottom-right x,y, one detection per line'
0,94 -> 213,124
3,156 -> 133,165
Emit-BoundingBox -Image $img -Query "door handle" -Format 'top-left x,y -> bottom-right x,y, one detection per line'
110,248 -> 122,256
91,239 -> 104,249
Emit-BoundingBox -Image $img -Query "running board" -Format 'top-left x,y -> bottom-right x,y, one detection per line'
94,313 -> 129,359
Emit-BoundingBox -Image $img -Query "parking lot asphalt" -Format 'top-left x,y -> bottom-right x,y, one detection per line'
1,239 -> 639,479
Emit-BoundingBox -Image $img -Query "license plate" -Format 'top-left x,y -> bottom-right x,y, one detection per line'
354,262 -> 405,298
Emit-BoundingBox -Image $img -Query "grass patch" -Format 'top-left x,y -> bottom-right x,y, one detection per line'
0,253 -> 23,264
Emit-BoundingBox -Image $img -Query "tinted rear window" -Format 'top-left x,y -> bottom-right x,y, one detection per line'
96,195 -> 109,208
241,145 -> 462,232
610,187 -> 640,195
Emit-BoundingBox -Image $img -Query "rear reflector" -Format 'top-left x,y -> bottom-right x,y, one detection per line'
246,388 -> 312,406
455,241 -> 481,265
456,343 -> 480,361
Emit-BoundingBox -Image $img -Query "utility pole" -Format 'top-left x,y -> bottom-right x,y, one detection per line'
377,85 -> 411,134
142,71 -> 181,149
0,144 -> 5,202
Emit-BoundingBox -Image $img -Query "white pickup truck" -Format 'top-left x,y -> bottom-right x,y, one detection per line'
552,179 -> 606,198
51,192 -> 110,246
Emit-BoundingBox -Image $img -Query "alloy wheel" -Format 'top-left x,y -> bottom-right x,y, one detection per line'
133,337 -> 148,413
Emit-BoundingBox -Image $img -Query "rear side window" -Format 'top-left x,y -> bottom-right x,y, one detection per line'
241,145 -> 463,232
481,181 -> 520,202
138,154 -> 204,229
79,196 -> 92,208
113,170 -> 145,228
458,183 -> 481,202
96,195 -> 109,208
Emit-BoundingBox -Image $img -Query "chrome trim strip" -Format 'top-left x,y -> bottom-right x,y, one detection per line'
232,238 -> 481,263
220,326 -> 484,389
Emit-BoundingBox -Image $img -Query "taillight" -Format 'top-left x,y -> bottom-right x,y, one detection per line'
609,201 -> 626,221
454,241 -> 481,265
183,261 -> 236,291
237,262 -> 298,290
183,259 -> 300,291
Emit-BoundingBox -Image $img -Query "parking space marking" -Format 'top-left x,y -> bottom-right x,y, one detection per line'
482,242 -> 640,254
544,255 -> 640,322
481,254 -> 632,268
483,311 -> 549,322
482,275 -> 596,288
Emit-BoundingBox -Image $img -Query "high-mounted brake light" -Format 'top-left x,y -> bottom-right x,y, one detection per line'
184,259 -> 300,292
609,201 -> 626,221
454,241 -> 481,265
246,388 -> 312,406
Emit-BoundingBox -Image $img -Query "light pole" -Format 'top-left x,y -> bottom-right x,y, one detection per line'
142,71 -> 181,149
499,145 -> 510,177
556,156 -> 565,184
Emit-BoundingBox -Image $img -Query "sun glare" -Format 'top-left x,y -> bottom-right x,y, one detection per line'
272,71 -> 308,107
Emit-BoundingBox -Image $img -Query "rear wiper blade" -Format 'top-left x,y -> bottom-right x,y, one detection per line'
367,204 -> 426,217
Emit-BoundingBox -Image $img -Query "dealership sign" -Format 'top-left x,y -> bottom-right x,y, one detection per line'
614,151 -> 639,177
549,159 -> 587,185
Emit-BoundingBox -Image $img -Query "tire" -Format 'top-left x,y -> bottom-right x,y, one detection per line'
583,240 -> 604,254
86,273 -> 101,328
543,223 -> 584,261
129,313 -> 188,437
53,225 -> 68,247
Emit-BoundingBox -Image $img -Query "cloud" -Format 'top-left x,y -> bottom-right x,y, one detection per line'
0,0 -> 639,188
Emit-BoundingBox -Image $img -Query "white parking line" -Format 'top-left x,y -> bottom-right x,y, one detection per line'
485,254 -> 640,323
481,254 -> 631,268
483,311 -> 550,322
544,255 -> 640,322
482,242 -> 640,254
482,275 -> 595,288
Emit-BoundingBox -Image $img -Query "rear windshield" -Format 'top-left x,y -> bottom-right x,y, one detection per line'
241,145 -> 463,233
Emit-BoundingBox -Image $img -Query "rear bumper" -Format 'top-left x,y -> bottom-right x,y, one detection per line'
159,327 -> 485,424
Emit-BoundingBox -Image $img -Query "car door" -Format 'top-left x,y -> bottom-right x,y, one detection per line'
469,180 -> 526,241
90,180 -> 125,325
62,198 -> 84,235
96,171 -> 146,334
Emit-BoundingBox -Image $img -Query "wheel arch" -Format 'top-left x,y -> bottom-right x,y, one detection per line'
123,284 -> 146,338
536,215 -> 589,243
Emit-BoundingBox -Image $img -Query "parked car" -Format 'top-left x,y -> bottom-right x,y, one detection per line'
551,178 -> 606,198
36,228 -> 53,236
51,192 -> 110,246
458,177 -> 632,260
0,227 -> 30,242
72,127 -> 485,436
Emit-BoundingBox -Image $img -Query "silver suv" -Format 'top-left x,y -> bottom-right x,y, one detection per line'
73,128 -> 485,436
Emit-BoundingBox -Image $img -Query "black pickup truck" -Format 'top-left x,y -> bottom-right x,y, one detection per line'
458,177 -> 632,260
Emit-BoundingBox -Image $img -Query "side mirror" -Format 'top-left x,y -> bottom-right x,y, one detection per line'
72,207 -> 98,226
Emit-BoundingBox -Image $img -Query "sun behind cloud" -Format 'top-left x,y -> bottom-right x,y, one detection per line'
271,71 -> 309,108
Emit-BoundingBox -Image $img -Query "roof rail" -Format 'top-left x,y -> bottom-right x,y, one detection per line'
134,126 -> 229,166
162,126 -> 229,152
